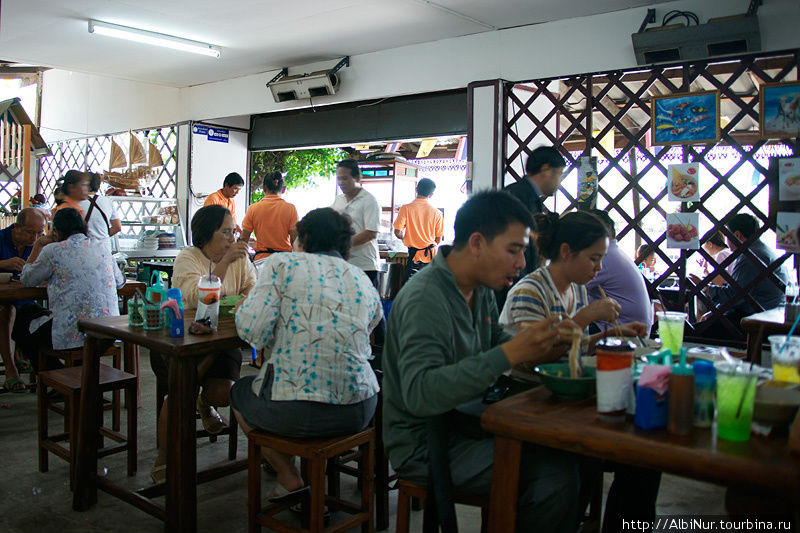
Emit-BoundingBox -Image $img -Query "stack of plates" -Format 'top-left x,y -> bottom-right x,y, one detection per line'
158,233 -> 176,249
138,237 -> 159,251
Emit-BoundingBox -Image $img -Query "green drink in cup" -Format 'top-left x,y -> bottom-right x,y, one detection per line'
657,311 -> 687,356
714,362 -> 758,442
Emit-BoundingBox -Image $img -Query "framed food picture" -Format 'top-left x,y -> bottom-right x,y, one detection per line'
666,212 -> 699,249
760,81 -> 800,139
776,212 -> 800,253
778,157 -> 800,201
667,163 -> 700,202
577,156 -> 598,210
651,90 -> 720,146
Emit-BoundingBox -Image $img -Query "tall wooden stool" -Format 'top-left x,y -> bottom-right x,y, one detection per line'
395,479 -> 488,533
247,427 -> 375,533
37,364 -> 137,487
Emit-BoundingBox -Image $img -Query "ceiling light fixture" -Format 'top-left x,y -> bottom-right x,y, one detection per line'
88,20 -> 221,58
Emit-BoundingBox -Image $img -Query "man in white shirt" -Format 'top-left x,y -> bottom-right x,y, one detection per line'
332,159 -> 385,355
79,172 -> 122,255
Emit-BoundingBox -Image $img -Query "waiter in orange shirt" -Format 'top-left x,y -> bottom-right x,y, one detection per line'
204,172 -> 244,230
240,171 -> 298,268
393,178 -> 444,283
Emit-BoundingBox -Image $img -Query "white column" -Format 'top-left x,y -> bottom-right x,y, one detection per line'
468,80 -> 504,192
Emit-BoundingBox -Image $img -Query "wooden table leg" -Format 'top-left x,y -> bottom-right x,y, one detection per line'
165,353 -> 198,533
487,436 -> 522,533
123,342 -> 141,408
73,335 -> 102,511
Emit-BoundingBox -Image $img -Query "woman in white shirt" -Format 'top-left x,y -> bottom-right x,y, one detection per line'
231,207 -> 382,500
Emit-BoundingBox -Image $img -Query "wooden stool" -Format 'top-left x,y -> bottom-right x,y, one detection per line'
37,364 -> 137,487
395,479 -> 488,533
247,427 -> 375,533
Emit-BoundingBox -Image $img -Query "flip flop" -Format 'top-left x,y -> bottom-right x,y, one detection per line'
267,485 -> 309,503
14,359 -> 32,373
1,378 -> 27,394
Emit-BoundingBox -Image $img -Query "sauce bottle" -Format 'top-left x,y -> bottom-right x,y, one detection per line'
668,348 -> 694,436
692,360 -> 715,428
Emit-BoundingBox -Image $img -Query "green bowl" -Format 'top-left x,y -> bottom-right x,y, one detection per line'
534,363 -> 596,399
219,295 -> 243,318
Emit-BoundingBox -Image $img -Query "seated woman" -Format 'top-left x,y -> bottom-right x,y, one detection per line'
500,211 -> 646,352
150,205 -> 256,483
16,208 -> 125,371
231,207 -> 382,500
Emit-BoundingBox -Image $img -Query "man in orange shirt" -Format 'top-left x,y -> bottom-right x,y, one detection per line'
393,178 -> 444,283
204,172 -> 244,230
240,172 -> 298,265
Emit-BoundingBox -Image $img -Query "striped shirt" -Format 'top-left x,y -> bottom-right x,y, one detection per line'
499,265 -> 589,339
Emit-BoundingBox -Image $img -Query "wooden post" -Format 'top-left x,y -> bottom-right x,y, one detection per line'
22,125 -> 31,208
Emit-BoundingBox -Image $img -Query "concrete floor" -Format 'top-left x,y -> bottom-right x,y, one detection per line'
0,351 -> 726,533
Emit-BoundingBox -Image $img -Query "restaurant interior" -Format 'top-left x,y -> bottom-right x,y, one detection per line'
1,0 -> 800,532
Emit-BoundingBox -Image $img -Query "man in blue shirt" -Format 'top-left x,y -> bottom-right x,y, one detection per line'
0,207 -> 46,392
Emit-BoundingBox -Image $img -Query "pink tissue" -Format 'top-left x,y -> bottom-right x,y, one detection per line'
160,298 -> 183,319
638,365 -> 671,395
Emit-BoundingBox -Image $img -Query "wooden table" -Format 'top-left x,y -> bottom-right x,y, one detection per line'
0,279 -> 144,304
741,307 -> 790,365
72,311 -> 248,533
481,387 -> 800,533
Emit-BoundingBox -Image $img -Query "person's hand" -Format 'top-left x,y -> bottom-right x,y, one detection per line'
220,241 -> 249,265
615,321 -> 649,338
0,257 -> 26,271
34,233 -> 55,248
584,297 -> 620,323
502,316 -> 561,367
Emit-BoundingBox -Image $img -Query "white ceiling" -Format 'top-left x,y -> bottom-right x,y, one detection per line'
1,0 -> 671,88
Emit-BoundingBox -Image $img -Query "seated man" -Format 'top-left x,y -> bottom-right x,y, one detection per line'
705,214 -> 787,331
0,207 -> 46,392
383,190 -> 580,533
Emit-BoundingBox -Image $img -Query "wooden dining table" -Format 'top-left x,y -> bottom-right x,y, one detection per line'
72,310 -> 248,533
0,278 -> 145,304
481,387 -> 800,533
741,307 -> 791,365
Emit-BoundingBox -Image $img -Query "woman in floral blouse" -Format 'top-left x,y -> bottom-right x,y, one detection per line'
17,207 -> 124,370
231,207 -> 382,500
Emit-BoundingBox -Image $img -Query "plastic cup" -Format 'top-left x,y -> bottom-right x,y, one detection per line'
595,338 -> 637,421
769,335 -> 800,384
714,362 -> 758,442
196,274 -> 221,329
657,311 -> 686,356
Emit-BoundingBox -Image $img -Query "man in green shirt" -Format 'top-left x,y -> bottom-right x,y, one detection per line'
383,190 -> 580,533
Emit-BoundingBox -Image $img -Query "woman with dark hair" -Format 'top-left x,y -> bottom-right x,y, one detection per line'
240,171 -> 298,267
17,207 -> 124,371
231,207 -> 381,500
149,205 -> 257,482
701,230 -> 732,285
52,170 -> 89,216
500,211 -> 647,354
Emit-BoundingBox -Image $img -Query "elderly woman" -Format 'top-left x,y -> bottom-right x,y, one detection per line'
16,208 -> 124,371
150,205 -> 256,483
231,207 -> 382,500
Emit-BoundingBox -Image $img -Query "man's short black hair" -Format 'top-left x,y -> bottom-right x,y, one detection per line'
416,178 -> 436,197
223,172 -> 245,188
336,159 -> 361,180
588,209 -> 615,238
453,190 -> 534,248
191,205 -> 230,248
525,146 -> 566,176
727,213 -> 758,240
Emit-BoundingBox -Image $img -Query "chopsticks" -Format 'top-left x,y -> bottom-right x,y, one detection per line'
598,286 -> 624,339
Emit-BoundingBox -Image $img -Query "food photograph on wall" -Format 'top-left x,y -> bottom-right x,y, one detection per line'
666,212 -> 700,249
667,162 -> 700,202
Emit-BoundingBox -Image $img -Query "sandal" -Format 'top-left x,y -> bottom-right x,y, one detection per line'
14,359 -> 32,373
150,463 -> 166,485
1,378 -> 27,394
267,485 -> 309,503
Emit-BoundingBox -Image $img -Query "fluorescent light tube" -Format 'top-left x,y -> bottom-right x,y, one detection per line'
88,20 -> 221,58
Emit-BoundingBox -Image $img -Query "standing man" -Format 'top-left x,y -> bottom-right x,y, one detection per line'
498,146 -> 566,310
383,190 -> 580,533
393,178 -> 444,283
332,159 -> 384,354
204,172 -> 244,230
0,207 -> 46,392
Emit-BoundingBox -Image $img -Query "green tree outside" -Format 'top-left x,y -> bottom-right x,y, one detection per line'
250,148 -> 348,203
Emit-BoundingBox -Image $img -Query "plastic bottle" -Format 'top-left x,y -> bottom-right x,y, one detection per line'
692,360 -> 716,428
165,288 -> 184,337
668,348 -> 695,436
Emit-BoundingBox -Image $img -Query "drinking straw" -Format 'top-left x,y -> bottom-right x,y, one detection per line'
777,311 -> 800,356
735,365 -> 756,419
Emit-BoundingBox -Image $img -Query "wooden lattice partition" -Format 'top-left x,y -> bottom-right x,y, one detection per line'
502,49 -> 799,343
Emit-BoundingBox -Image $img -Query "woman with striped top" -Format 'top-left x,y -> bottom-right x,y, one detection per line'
499,211 -> 647,355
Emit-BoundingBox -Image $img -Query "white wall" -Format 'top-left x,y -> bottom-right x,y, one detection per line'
39,0 -> 800,136
39,70 -> 180,143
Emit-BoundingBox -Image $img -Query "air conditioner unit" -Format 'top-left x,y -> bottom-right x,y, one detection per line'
632,15 -> 760,65
267,70 -> 340,103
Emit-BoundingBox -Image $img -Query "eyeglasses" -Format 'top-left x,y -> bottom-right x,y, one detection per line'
217,228 -> 240,239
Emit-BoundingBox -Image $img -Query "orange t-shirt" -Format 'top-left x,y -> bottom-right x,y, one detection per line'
52,197 -> 84,217
393,198 -> 444,263
241,195 -> 298,261
204,189 -> 237,225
